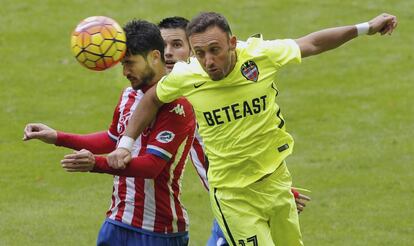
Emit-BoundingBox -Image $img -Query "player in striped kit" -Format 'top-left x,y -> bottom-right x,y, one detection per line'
24,20 -> 194,245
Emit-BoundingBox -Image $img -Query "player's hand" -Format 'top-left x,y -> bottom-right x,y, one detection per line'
295,193 -> 311,214
368,13 -> 397,36
23,123 -> 58,144
107,148 -> 131,169
61,149 -> 95,172
292,188 -> 311,214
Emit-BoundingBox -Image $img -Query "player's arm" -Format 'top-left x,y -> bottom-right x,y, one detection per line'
23,91 -> 123,154
107,86 -> 165,169
64,98 -> 195,177
23,123 -> 116,154
61,149 -> 167,178
296,13 -> 397,58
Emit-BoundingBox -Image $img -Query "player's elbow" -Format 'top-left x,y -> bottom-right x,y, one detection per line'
296,39 -> 320,58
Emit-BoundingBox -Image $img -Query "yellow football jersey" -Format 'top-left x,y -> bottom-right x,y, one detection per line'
157,36 -> 301,188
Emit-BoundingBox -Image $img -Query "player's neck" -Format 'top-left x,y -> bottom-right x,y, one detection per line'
144,66 -> 167,92
226,50 -> 238,77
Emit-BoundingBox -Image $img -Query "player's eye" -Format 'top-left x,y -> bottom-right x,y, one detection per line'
210,47 -> 220,54
195,50 -> 205,58
173,42 -> 183,48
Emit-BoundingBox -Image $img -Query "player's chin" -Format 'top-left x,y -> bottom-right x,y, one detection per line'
208,70 -> 224,81
165,63 -> 175,72
130,79 -> 143,90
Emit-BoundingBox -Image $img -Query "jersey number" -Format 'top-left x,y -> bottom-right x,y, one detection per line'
238,235 -> 258,246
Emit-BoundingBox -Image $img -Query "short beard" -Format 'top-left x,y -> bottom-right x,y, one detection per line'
132,65 -> 155,90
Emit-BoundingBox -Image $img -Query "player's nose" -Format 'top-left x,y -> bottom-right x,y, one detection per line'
205,54 -> 215,68
122,66 -> 130,77
164,45 -> 173,58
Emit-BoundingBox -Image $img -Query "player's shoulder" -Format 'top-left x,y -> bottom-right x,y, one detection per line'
170,57 -> 205,77
164,97 -> 192,110
237,34 -> 267,57
238,34 -> 298,60
161,97 -> 194,119
120,86 -> 142,95
239,34 -> 295,50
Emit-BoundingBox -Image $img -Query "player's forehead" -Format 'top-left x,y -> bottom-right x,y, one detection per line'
122,53 -> 145,63
189,26 -> 228,49
160,28 -> 187,43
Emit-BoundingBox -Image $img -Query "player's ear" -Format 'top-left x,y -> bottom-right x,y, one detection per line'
148,50 -> 162,66
229,35 -> 237,51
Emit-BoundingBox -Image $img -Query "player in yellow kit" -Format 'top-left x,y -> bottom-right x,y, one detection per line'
108,12 -> 397,245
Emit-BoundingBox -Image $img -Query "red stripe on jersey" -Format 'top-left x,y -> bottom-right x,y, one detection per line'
106,185 -> 116,218
131,178 -> 145,228
115,176 -> 127,221
154,164 -> 174,233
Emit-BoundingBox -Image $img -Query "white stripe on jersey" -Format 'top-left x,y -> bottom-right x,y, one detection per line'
107,130 -> 119,142
142,179 -> 156,231
117,88 -> 144,137
189,130 -> 209,190
122,177 -> 136,225
108,176 -> 120,220
167,136 -> 189,232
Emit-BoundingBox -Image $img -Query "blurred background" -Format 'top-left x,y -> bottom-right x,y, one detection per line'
0,0 -> 413,245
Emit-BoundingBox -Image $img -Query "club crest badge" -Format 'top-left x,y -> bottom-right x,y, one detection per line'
241,60 -> 259,82
156,131 -> 175,143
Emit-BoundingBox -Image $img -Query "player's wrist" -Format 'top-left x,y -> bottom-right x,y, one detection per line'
355,22 -> 370,36
117,135 -> 134,151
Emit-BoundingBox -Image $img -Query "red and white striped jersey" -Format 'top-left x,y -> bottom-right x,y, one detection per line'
106,87 -> 196,233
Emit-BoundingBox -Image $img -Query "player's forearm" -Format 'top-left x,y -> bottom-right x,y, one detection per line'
296,25 -> 357,58
124,86 -> 164,140
55,131 -> 116,154
92,154 -> 166,178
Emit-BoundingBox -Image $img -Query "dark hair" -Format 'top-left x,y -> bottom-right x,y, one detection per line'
123,19 -> 164,61
186,12 -> 232,37
158,16 -> 189,30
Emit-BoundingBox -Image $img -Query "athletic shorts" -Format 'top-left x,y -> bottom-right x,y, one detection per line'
206,219 -> 229,246
210,162 -> 303,246
97,219 -> 189,246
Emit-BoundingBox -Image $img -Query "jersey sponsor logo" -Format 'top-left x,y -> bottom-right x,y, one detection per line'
156,131 -> 175,143
118,111 -> 132,135
194,82 -> 207,88
169,104 -> 186,117
241,60 -> 259,82
203,95 -> 267,126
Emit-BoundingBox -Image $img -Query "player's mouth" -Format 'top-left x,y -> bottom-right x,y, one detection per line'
165,60 -> 176,70
127,76 -> 139,84
207,67 -> 219,74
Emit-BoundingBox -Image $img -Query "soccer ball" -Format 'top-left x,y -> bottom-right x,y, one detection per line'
71,16 -> 126,71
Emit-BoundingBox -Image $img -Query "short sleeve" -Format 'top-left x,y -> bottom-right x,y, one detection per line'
156,71 -> 182,104
262,39 -> 301,68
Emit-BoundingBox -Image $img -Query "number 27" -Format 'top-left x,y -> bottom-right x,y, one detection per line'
238,235 -> 258,246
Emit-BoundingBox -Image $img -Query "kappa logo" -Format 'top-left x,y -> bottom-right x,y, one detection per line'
241,60 -> 259,82
169,104 -> 186,117
156,131 -> 175,143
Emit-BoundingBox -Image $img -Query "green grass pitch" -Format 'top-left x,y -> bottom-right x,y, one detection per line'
1,0 -> 413,245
